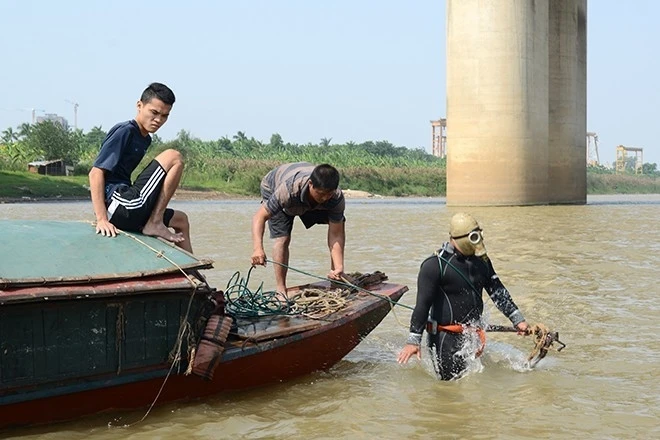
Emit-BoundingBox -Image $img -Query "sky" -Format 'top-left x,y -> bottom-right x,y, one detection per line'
0,0 -> 658,166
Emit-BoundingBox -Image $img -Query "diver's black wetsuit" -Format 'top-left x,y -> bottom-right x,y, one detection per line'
408,242 -> 525,380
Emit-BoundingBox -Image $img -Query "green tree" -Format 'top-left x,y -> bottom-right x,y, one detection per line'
70,129 -> 85,157
16,123 -> 31,140
216,136 -> 233,155
642,162 -> 658,175
24,120 -> 79,165
269,133 -> 284,150
1,127 -> 18,144
232,131 -> 255,156
233,131 -> 247,142
624,156 -> 639,172
73,125 -> 107,164
85,126 -> 106,148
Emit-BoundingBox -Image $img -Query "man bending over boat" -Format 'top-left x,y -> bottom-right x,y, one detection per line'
251,163 -> 346,298
397,213 -> 529,380
89,82 -> 193,253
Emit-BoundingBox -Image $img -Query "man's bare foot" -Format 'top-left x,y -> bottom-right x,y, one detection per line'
275,290 -> 289,304
142,222 -> 185,243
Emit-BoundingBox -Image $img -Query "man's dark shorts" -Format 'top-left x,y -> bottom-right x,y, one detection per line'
106,160 -> 174,232
268,209 -> 338,238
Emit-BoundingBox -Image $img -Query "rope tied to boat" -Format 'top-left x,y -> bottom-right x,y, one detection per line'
116,229 -> 199,287
115,304 -> 124,375
106,228 -> 204,428
288,287 -> 351,319
223,266 -> 356,319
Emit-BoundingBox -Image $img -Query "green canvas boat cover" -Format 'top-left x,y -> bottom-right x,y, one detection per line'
0,220 -> 213,286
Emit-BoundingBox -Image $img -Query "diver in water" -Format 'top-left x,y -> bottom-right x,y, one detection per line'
397,213 -> 529,380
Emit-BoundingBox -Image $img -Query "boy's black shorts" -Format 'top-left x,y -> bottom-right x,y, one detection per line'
106,160 -> 174,232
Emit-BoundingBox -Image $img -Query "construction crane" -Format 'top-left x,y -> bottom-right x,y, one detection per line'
586,131 -> 600,165
65,100 -> 79,130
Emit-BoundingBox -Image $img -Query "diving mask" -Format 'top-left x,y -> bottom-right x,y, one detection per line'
449,213 -> 487,257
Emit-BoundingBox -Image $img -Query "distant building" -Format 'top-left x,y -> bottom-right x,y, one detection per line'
430,118 -> 447,158
36,113 -> 69,130
27,159 -> 66,176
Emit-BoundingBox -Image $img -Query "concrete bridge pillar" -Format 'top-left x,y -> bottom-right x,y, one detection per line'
446,0 -> 587,206
548,0 -> 587,204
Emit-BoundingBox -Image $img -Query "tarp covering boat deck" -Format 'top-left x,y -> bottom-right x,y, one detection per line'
0,220 -> 213,287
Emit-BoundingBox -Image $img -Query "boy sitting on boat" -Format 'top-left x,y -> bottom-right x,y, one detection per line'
88,82 -> 193,253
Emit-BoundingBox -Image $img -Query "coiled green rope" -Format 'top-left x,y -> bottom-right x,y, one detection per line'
222,260 -> 413,319
223,266 -> 292,318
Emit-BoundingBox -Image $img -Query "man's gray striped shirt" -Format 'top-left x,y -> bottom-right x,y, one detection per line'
261,162 -> 345,220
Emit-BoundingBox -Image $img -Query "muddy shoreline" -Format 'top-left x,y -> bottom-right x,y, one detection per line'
0,188 -> 382,204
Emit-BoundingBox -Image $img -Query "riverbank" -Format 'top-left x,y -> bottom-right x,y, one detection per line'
1,168 -> 658,203
0,188 -> 384,204
0,189 -> 242,204
171,188 -> 382,201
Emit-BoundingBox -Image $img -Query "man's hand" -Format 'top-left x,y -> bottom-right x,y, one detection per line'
251,249 -> 267,266
95,219 -> 118,237
516,321 -> 530,335
251,205 -> 270,267
397,344 -> 422,364
327,269 -> 344,281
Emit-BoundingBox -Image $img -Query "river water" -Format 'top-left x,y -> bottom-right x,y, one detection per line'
1,194 -> 659,439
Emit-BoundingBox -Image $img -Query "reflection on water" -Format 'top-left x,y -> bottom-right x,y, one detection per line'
1,194 -> 659,439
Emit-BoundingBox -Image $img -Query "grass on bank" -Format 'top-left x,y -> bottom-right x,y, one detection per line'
0,171 -> 90,199
1,164 -> 658,201
179,159 -> 448,197
587,172 -> 660,194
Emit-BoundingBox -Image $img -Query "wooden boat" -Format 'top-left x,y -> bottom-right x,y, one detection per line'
0,220 -> 408,429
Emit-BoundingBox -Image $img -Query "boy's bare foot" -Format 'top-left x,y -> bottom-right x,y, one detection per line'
142,222 -> 185,244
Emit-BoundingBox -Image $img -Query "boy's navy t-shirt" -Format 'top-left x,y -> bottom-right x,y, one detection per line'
93,120 -> 152,190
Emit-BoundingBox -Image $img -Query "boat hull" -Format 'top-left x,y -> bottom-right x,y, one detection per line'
0,283 -> 406,429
